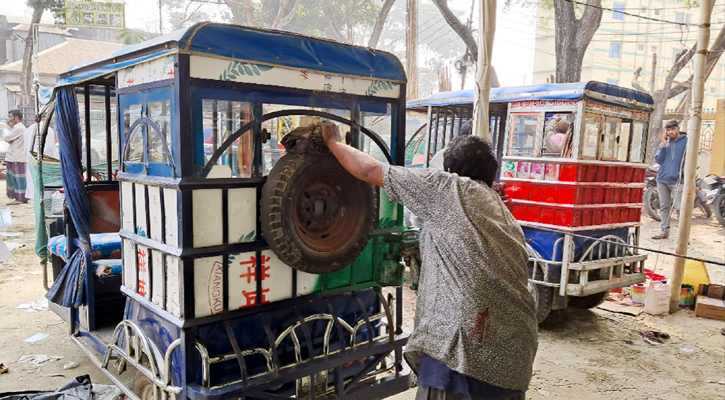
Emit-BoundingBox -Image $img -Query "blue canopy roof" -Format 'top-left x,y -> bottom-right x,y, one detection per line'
58,23 -> 406,87
407,82 -> 654,109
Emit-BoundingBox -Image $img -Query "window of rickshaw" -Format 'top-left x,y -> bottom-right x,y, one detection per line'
600,116 -> 621,161
541,113 -> 574,157
629,121 -> 647,163
508,113 -> 540,157
199,99 -> 255,178
618,120 -> 632,161
362,106 -> 393,165
120,87 -> 174,177
581,113 -> 601,159
78,86 -> 118,180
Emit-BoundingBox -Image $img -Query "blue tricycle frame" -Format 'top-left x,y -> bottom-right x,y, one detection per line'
45,23 -> 412,400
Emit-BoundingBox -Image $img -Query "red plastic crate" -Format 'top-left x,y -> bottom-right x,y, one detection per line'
540,207 -> 555,224
607,167 -> 617,183
621,188 -> 631,204
528,185 -> 543,202
572,210 -> 582,227
604,188 -> 615,204
582,209 -> 592,226
543,186 -> 557,203
584,188 -> 594,204
620,208 -> 630,222
613,188 -> 622,204
603,208 -> 614,224
558,187 -> 575,204
576,165 -> 588,181
629,207 -> 640,222
559,164 -> 577,181
623,167 -> 634,183
506,183 -> 526,199
616,166 -> 626,183
594,188 -> 605,204
513,205 -> 527,220
555,209 -> 572,226
574,187 -> 586,204
585,165 -> 597,182
592,209 -> 603,225
633,168 -> 645,182
597,166 -> 608,182
631,188 -> 643,202
526,206 -> 541,222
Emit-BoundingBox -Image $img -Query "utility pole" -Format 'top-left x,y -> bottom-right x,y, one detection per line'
669,0 -> 713,313
650,53 -> 657,92
158,0 -> 164,34
406,0 -> 418,100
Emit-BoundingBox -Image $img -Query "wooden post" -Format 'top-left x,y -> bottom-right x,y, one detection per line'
669,0 -> 713,313
406,0 -> 418,100
649,53 -> 657,92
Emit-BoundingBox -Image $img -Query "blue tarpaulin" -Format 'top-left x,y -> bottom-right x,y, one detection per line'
407,81 -> 654,109
58,23 -> 405,88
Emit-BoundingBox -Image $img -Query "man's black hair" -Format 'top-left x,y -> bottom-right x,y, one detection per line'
458,120 -> 473,136
665,120 -> 679,129
443,135 -> 498,187
8,109 -> 22,121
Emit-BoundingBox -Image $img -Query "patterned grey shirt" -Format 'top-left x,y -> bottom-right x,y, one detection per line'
383,164 -> 538,391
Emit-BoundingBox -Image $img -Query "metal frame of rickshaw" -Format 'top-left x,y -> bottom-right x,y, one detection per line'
45,23 -> 412,400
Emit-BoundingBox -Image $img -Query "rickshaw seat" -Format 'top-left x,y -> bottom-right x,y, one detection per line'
48,233 -> 122,262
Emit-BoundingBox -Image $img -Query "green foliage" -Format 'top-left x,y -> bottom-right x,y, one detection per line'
117,29 -> 147,45
25,0 -> 66,23
219,62 -> 273,81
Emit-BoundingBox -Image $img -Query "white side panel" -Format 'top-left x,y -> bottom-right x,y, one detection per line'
227,251 -> 259,310
166,257 -> 181,317
192,189 -> 223,248
262,250 -> 292,304
228,188 -> 257,243
163,188 -> 179,247
151,250 -> 165,307
148,186 -> 163,243
118,54 -> 175,89
297,271 -> 321,297
189,56 -> 401,99
135,184 -> 148,237
122,240 -> 137,291
121,182 -> 134,232
137,245 -> 150,300
194,256 -> 224,318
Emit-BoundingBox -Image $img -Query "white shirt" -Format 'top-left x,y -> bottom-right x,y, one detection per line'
5,122 -> 27,162
23,123 -> 59,200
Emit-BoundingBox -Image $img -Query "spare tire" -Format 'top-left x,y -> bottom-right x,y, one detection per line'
261,153 -> 377,274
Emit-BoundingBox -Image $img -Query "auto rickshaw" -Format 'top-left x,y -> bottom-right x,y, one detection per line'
38,22 -> 411,400
407,82 -> 652,322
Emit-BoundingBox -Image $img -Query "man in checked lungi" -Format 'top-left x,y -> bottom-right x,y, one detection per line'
320,121 -> 536,400
5,110 -> 29,205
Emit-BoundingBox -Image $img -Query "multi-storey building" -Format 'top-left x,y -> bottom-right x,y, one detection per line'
532,0 -> 725,111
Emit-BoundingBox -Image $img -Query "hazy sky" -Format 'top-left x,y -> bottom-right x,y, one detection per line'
1,0 -> 537,87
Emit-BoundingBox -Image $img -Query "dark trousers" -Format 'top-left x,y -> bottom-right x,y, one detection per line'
416,386 -> 526,400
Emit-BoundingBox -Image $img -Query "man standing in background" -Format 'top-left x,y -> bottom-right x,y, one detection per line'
652,120 -> 688,240
5,110 -> 28,205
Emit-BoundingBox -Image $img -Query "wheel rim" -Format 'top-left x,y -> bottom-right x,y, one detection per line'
293,166 -> 365,252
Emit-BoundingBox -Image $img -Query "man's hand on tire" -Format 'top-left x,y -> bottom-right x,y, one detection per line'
319,122 -> 342,146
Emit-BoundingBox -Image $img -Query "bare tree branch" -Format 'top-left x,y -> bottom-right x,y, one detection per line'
323,0 -> 348,42
271,0 -> 300,30
430,0 -> 478,60
367,0 -> 396,48
631,67 -> 648,93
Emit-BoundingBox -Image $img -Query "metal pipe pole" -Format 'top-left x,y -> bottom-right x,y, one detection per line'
669,0 -> 713,313
473,0 -> 496,140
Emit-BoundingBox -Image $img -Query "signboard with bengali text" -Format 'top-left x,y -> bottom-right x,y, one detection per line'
65,1 -> 125,27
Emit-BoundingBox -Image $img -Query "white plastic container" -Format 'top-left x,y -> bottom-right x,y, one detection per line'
644,282 -> 671,315
51,189 -> 65,216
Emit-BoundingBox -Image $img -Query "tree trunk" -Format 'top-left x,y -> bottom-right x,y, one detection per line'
430,0 -> 478,60
367,0 -> 396,48
646,92 -> 667,164
552,0 -> 602,83
20,5 -> 44,107
270,0 -> 299,30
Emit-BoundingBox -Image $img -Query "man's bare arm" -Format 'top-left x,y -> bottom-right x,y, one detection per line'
319,122 -> 384,188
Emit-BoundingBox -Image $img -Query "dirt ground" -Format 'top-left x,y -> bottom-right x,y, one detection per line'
0,178 -> 723,398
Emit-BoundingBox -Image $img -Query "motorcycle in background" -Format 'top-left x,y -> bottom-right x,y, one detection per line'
703,174 -> 725,226
643,164 -> 712,221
